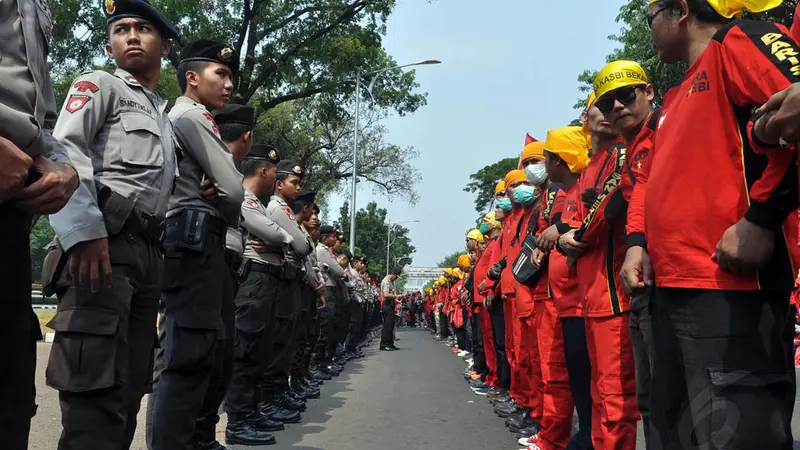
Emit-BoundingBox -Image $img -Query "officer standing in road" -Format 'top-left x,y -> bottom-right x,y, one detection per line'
312,226 -> 347,376
380,268 -> 402,351
148,39 -> 245,450
288,191 -> 325,399
45,1 -> 178,448
299,204 -> 329,383
223,144 -> 293,446
0,0 -> 79,447
191,103 -> 256,450
260,161 -> 313,414
346,255 -> 370,358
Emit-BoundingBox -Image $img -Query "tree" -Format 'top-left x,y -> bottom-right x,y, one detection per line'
30,219 -> 56,284
335,200 -> 415,276
437,251 -> 462,269
575,1 -> 798,110
463,157 -> 518,213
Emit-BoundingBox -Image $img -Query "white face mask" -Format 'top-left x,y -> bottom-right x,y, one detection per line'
525,163 -> 548,186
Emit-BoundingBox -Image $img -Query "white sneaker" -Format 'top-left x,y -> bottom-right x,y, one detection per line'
517,435 -> 540,446
517,445 -> 542,450
457,351 -> 468,357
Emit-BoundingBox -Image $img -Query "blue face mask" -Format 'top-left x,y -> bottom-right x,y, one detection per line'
479,223 -> 490,235
497,198 -> 513,212
513,185 -> 537,205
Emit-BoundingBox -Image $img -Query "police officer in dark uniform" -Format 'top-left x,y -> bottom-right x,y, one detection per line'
312,226 -> 347,376
45,1 -> 178,448
148,39 -> 245,450
259,161 -> 312,414
192,103 -> 256,450
288,191 -> 325,399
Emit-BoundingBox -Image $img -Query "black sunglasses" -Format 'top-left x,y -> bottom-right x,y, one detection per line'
595,86 -> 643,114
647,5 -> 668,29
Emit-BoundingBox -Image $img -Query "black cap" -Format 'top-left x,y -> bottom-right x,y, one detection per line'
319,225 -> 337,236
180,39 -> 239,75
103,0 -> 179,39
352,254 -> 366,263
213,104 -> 255,128
276,160 -> 304,178
294,190 -> 316,206
312,203 -> 320,214
390,267 -> 403,275
245,144 -> 280,164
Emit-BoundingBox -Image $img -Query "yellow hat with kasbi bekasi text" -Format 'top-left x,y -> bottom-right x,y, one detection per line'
648,0 -> 782,18
593,60 -> 648,99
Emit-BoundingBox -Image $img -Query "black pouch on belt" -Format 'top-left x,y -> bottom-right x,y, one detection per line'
42,238 -> 70,298
164,209 -> 210,253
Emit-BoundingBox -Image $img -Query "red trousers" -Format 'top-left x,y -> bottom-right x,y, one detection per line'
503,296 -> 520,403
517,313 -> 542,418
479,305 -> 498,387
585,314 -> 639,450
535,300 -> 573,450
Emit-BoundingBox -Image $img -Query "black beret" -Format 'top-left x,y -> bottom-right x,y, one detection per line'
103,0 -> 179,39
319,225 -> 337,235
245,144 -> 280,164
180,39 -> 239,76
352,254 -> 366,263
294,190 -> 316,205
390,267 -> 403,275
276,160 -> 304,178
213,104 -> 255,128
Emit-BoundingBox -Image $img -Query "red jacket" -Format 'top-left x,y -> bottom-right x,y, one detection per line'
473,242 -> 495,304
629,20 -> 799,292
549,183 -> 583,318
498,208 -> 523,297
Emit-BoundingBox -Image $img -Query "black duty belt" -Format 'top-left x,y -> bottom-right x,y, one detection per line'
125,210 -> 165,246
225,249 -> 244,272
166,210 -> 227,236
250,261 -> 283,277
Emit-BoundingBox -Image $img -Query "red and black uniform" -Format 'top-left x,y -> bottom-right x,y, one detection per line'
628,21 -> 800,450
495,207 -> 524,404
473,241 -> 499,388
483,238 -> 511,390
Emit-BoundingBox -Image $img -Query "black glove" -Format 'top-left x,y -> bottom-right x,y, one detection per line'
487,257 -> 507,281
581,188 -> 600,210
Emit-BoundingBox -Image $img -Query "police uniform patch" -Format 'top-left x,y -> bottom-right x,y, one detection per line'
123,75 -> 140,86
65,94 -> 90,113
282,205 -> 296,220
104,0 -> 116,15
202,112 -> 220,136
73,80 -> 100,93
247,199 -> 259,208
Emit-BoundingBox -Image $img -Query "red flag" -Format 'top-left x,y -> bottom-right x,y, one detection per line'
519,134 -> 538,169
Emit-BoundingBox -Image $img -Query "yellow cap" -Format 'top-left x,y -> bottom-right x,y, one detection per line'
504,169 -> 527,187
466,229 -> 484,242
521,141 -> 545,163
544,126 -> 591,173
457,254 -> 472,269
648,0 -> 782,17
452,268 -> 464,279
483,212 -> 501,229
438,276 -> 447,284
586,91 -> 597,110
593,60 -> 648,100
495,181 -> 506,195
444,268 -> 453,276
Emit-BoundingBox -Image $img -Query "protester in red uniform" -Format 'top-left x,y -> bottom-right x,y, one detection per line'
621,1 -> 798,448
475,213 -> 503,394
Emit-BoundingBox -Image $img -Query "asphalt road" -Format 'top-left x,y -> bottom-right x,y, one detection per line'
26,328 -> 800,449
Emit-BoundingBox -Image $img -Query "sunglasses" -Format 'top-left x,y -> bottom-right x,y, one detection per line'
647,5 -> 668,29
595,86 -> 643,114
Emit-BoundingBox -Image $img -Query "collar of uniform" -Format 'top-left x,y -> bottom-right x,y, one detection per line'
115,69 -> 144,88
318,242 -> 329,250
271,195 -> 287,206
175,95 -> 208,110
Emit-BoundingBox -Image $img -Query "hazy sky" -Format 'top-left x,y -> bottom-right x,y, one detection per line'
328,0 -> 629,267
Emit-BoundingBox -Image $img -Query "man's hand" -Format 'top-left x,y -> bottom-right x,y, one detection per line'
559,229 -> 587,260
531,248 -> 546,268
317,295 -> 327,310
12,157 -> 79,215
315,282 -> 325,296
759,83 -> 800,145
68,238 -> 112,293
485,293 -> 494,309
712,218 -> 774,275
537,225 -> 559,251
620,246 -> 653,295
251,237 -> 269,254
0,137 -> 33,205
200,177 -> 219,202
477,280 -> 486,292
581,188 -> 600,210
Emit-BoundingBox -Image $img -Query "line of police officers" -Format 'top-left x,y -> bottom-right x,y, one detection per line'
0,0 -> 386,448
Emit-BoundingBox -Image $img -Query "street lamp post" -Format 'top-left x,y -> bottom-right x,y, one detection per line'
386,219 -> 420,276
348,59 -> 441,251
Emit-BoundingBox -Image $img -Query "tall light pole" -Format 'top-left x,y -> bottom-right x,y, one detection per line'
348,59 -> 441,251
386,219 -> 420,276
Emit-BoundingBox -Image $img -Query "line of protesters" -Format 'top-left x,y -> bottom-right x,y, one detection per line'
422,1 -> 800,448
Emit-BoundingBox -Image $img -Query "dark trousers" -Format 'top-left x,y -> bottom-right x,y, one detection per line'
260,277 -> 301,398
561,317 -> 593,450
193,258 -> 238,444
489,302 -> 511,389
650,287 -> 795,450
345,301 -> 364,351
454,326 -> 467,350
438,310 -> 450,338
290,285 -> 317,380
223,268 -> 278,419
148,232 -> 226,450
380,300 -> 395,348
471,312 -> 487,373
303,295 -> 320,374
429,311 -> 437,331
630,287 -> 654,450
312,287 -> 338,367
48,234 -> 161,450
334,291 -> 350,348
0,207 -> 37,450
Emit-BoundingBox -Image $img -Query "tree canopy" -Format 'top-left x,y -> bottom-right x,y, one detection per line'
437,251 -> 462,269
463,157 -> 517,214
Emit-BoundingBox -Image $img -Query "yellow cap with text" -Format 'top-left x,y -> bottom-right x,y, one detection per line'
593,60 -> 648,99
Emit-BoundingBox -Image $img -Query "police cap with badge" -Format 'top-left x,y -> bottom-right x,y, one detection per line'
180,39 -> 240,76
294,190 -> 317,208
245,144 -> 280,164
213,104 -> 256,129
103,0 -> 179,40
276,161 -> 304,179
319,225 -> 337,236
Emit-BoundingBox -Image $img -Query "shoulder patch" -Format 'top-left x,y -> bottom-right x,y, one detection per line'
247,199 -> 259,208
65,94 -> 91,113
282,205 -> 296,220
203,112 -> 220,136
73,80 -> 99,93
